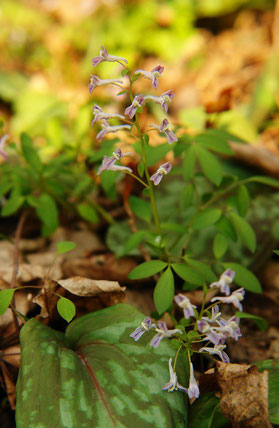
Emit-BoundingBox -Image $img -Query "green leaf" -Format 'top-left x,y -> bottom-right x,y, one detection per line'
16,304 -> 188,427
188,392 -> 228,428
181,183 -> 194,208
274,250 -> 279,256
129,196 -> 152,223
179,106 -> 206,131
137,161 -> 145,177
117,90 -> 127,96
206,128 -> 245,143
172,263 -> 205,285
1,195 -> 25,217
0,289 -> 15,316
196,146 -> 222,186
135,143 -> 172,167
121,231 -> 146,256
254,359 -> 279,425
161,223 -> 186,233
154,267 -> 175,314
247,175 -> 279,188
185,258 -> 217,282
213,234 -> 228,259
195,133 -> 234,155
35,193 -> 59,236
128,260 -> 168,279
235,311 -> 268,331
192,209 -> 222,230
183,145 -> 196,180
77,203 -> 99,224
222,262 -> 262,293
20,133 -> 43,173
57,241 -> 76,255
215,215 -> 237,241
57,297 -> 76,323
229,212 -> 256,253
236,185 -> 250,217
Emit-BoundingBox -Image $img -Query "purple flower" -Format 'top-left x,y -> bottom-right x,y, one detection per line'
217,315 -> 242,341
201,305 -> 221,323
97,148 -> 132,175
145,90 -> 175,113
89,75 -> 123,94
96,123 -> 131,142
150,321 -> 182,348
0,134 -> 8,161
199,343 -> 230,363
124,94 -> 145,119
210,269 -> 235,296
187,363 -> 200,399
174,294 -> 197,319
91,46 -> 128,67
211,288 -> 245,312
150,162 -> 172,186
92,104 -> 125,125
130,317 -> 154,341
134,65 -> 164,89
150,119 -> 178,145
161,358 -> 188,393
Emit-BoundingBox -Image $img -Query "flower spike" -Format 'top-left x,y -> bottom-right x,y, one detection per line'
92,46 -> 128,67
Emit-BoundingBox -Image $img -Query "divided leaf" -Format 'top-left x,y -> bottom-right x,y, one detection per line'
229,212 -> 256,253
196,146 -> 222,186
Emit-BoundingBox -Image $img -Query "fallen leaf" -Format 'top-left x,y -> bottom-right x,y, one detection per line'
0,264 -> 45,283
57,276 -> 126,296
32,279 -> 60,319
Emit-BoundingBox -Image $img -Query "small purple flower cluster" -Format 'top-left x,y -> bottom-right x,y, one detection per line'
130,269 -> 245,399
90,46 -> 177,184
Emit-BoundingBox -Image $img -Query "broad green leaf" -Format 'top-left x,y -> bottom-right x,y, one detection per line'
181,183 -> 194,208
172,263 -> 205,285
235,311 -> 268,331
20,133 -> 43,173
128,260 -> 168,279
121,230 -> 146,256
137,161 -> 144,177
154,267 -> 175,314
0,289 -> 15,316
1,195 -> 25,217
140,143 -> 172,167
254,359 -> 279,425
35,193 -> 58,236
192,209 -> 222,230
183,145 -> 196,180
57,297 -> 76,323
129,196 -> 152,223
213,234 -> 228,259
100,170 -> 118,200
188,392 -> 228,428
161,223 -> 186,233
185,258 -> 217,282
215,215 -> 237,241
247,176 -> 279,188
222,262 -> 262,293
229,212 -> 256,253
205,128 -> 245,143
196,146 -> 222,186
195,133 -> 234,155
236,185 -> 250,217
16,304 -> 188,428
57,241 -> 76,255
77,203 -> 99,224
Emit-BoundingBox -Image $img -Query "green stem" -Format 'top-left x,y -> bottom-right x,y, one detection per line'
89,198 -> 114,224
173,344 -> 183,371
126,171 -> 149,188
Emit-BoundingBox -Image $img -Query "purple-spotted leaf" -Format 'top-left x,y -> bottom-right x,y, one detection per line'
16,304 -> 188,427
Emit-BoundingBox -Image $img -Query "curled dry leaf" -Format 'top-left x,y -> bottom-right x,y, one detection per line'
201,362 -> 272,428
32,279 -> 60,319
57,276 -> 126,296
0,264 -> 45,283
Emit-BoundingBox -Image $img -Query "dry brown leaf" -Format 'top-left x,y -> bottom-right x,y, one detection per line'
32,279 -> 60,318
0,264 -> 45,283
57,276 -> 126,296
0,362 -> 17,409
1,345 -> 20,367
216,362 -> 271,428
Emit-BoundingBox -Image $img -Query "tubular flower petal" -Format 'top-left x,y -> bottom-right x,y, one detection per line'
92,104 -> 125,125
145,90 -> 174,113
211,288 -> 245,312
89,75 -> 123,94
161,358 -> 188,393
150,321 -> 182,349
91,46 -> 128,67
0,134 -> 8,161
124,94 -> 145,119
187,363 -> 200,399
210,269 -> 235,296
150,119 -> 178,144
174,294 -> 197,319
216,316 -> 242,341
130,317 -> 155,341
134,65 -> 164,89
199,343 -> 230,363
150,162 -> 172,186
97,147 -> 132,175
96,123 -> 131,143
